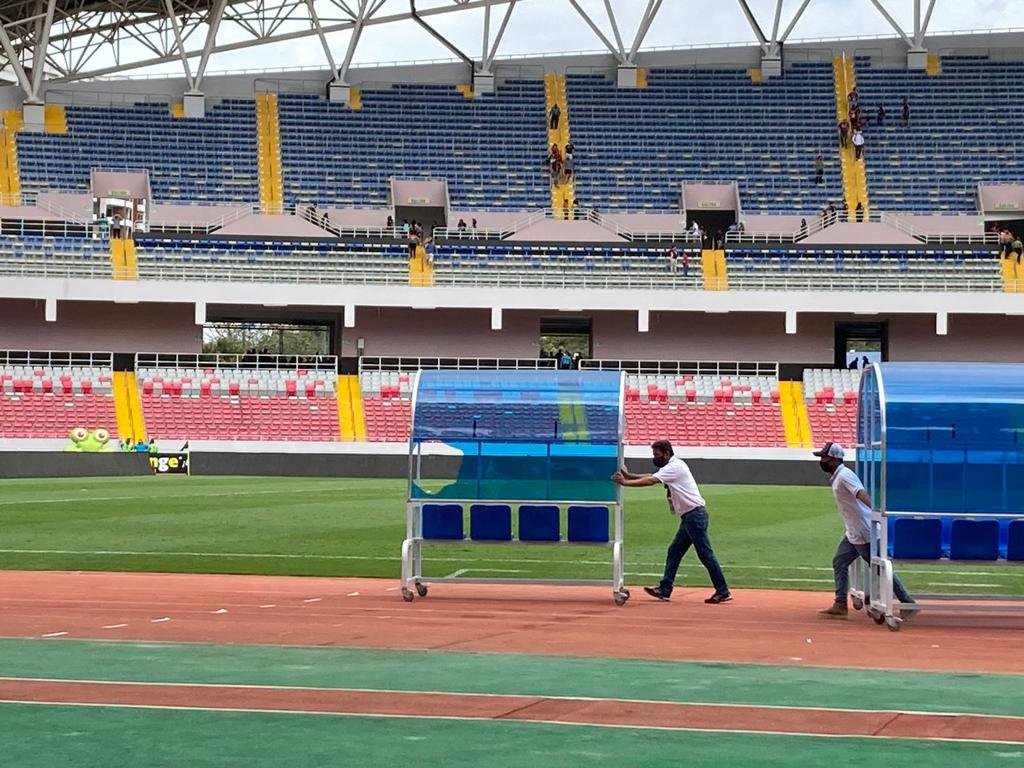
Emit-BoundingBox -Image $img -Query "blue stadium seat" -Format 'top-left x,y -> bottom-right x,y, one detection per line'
519,504 -> 560,541
949,519 -> 1000,560
1005,520 -> 1024,561
892,516 -> 943,559
422,503 -> 464,540
567,505 -> 610,543
470,504 -> 512,541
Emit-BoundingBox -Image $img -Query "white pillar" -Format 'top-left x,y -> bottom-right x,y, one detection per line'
785,310 -> 797,335
344,304 -> 357,328
44,298 -> 57,322
491,307 -> 503,330
935,311 -> 948,336
637,308 -> 649,333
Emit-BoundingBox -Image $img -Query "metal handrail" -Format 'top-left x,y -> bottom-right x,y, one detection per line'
581,360 -> 780,376
0,350 -> 113,368
135,352 -> 337,371
359,357 -> 557,373
878,212 -> 999,244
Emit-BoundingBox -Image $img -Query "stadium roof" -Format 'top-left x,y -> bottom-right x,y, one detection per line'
0,0 -> 961,102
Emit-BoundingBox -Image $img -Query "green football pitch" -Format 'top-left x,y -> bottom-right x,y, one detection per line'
1,476 -> 1021,595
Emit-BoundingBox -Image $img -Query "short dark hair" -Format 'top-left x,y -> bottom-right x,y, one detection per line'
651,440 -> 673,455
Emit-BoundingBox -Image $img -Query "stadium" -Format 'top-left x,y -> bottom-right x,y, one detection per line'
1,0 -> 1023,764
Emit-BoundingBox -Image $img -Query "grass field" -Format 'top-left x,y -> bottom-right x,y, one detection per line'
1,476 -> 1022,595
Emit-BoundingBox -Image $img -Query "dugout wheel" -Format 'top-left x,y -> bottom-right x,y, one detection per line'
613,588 -> 630,606
885,616 -> 901,632
401,588 -> 415,602
866,605 -> 885,624
851,596 -> 864,611
415,582 -> 428,598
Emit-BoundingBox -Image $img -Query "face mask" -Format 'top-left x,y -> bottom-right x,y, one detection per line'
653,455 -> 670,468
820,459 -> 834,473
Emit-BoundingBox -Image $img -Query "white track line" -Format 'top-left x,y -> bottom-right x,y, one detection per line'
39,632 -> 67,638
0,549 -> 1017,578
2,676 -> 1022,720
0,487 -> 346,507
2,699 -> 1022,746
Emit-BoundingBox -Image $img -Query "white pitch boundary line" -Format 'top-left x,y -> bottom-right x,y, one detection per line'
2,699 -> 1024,747
0,548 -> 1018,579
0,487 -> 348,507
2,676 -> 1023,721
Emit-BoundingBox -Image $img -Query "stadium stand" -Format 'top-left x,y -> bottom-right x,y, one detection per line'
725,246 -> 1000,290
277,82 -> 550,210
137,366 -> 339,441
0,360 -> 117,438
361,370 -> 413,442
624,373 -> 786,447
436,241 -> 701,285
134,237 -> 410,283
803,368 -> 860,446
853,55 -> 1024,212
566,64 -> 843,213
15,100 -> 259,203
0,234 -> 111,277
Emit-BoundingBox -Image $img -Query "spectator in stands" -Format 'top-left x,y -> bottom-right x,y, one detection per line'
847,87 -> 859,112
876,104 -> 885,126
549,103 -> 560,129
1000,229 -> 1014,258
457,218 -> 467,231
97,215 -> 110,241
548,143 -> 562,179
386,214 -> 394,229
901,96 -> 910,127
471,217 -> 478,230
814,154 -> 824,185
407,230 -> 419,259
852,129 -> 865,160
827,202 -> 837,226
425,237 -> 436,265
322,211 -> 329,226
1014,236 -> 1023,264
135,440 -> 149,453
855,201 -> 864,222
681,249 -> 690,277
613,440 -> 731,604
837,119 -> 850,148
799,218 -> 808,240
667,243 -> 679,273
402,219 -> 411,235
112,212 -> 122,239
565,140 -> 575,157
148,438 -> 159,456
564,152 -> 574,180
814,442 -> 917,619
558,349 -> 572,370
714,229 -> 724,249
861,355 -> 869,368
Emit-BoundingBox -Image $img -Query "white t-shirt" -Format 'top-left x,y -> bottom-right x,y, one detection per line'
830,464 -> 872,545
653,456 -> 706,516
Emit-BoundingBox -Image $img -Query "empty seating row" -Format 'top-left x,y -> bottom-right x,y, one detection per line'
278,83 -> 550,210
803,368 -> 860,446
421,503 -> 610,543
890,516 -> 1024,561
17,100 -> 258,203
0,363 -> 117,438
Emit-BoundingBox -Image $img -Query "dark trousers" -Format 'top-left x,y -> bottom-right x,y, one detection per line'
659,507 -> 729,595
832,536 -> 912,603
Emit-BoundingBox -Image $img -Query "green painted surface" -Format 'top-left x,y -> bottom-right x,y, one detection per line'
2,639 -> 1022,717
3,704 -> 1016,768
1,476 -> 1021,594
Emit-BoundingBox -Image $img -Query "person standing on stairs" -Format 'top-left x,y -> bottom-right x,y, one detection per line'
901,96 -> 911,128
852,129 -> 865,160
549,103 -> 560,129
815,154 -> 824,185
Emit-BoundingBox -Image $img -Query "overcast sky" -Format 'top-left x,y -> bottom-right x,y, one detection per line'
120,0 -> 1021,78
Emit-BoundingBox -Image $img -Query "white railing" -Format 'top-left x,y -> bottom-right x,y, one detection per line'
581,360 -> 780,376
0,259 -> 1013,293
298,206 -> 405,239
878,212 -> 1000,245
136,352 -> 337,371
0,350 -> 113,368
359,357 -> 557,373
150,203 -> 256,234
35,196 -> 92,226
585,210 -> 698,243
726,210 -> 884,244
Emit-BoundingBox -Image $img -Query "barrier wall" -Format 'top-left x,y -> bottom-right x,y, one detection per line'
0,451 -> 823,485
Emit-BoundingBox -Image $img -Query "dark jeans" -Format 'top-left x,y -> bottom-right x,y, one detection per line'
832,536 -> 912,603
659,507 -> 729,596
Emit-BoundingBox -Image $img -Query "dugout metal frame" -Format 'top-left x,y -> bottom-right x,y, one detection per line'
400,370 -> 629,605
852,362 -> 1024,631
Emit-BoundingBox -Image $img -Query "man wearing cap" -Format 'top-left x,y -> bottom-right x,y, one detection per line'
613,440 -> 731,604
815,441 -> 917,618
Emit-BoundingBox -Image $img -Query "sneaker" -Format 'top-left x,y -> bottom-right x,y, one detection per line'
818,601 -> 848,618
704,591 -> 732,604
899,601 -> 921,621
643,586 -> 671,601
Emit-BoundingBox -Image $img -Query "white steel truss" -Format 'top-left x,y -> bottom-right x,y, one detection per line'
0,1 -> 953,101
